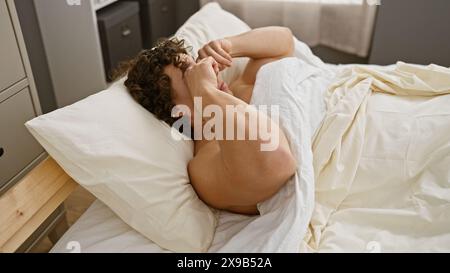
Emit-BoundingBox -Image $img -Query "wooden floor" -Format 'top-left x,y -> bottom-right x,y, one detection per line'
31,186 -> 96,253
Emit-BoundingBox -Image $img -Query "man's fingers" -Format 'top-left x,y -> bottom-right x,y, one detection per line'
197,42 -> 232,70
204,46 -> 231,68
197,48 -> 207,61
210,42 -> 232,65
200,56 -> 214,65
195,56 -> 219,76
209,57 -> 220,75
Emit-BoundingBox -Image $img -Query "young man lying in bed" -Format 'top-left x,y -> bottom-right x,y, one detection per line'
121,27 -> 297,215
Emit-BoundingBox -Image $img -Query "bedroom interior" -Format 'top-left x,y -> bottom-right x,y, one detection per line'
0,0 -> 449,254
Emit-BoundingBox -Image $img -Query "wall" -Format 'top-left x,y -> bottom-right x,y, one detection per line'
14,0 -> 57,113
369,0 -> 450,66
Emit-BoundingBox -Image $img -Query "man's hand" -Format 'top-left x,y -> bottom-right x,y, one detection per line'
184,57 -> 220,97
197,39 -> 233,71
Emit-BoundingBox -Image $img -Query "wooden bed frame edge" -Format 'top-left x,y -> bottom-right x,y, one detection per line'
0,157 -> 77,253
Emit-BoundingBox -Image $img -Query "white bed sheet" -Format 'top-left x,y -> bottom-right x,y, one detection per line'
51,199 -> 264,253
51,199 -> 167,253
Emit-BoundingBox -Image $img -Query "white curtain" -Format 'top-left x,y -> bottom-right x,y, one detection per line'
200,0 -> 378,57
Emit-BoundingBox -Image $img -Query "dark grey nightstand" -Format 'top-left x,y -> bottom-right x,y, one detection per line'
122,0 -> 200,48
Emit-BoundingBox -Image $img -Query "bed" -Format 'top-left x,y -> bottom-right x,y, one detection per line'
52,60 -> 450,252
50,59 -> 450,253
1,3 -> 449,253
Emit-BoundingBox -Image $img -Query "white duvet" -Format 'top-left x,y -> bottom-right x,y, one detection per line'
304,62 -> 450,252
52,40 -> 450,253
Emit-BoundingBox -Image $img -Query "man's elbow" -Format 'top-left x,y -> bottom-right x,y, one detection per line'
259,145 -> 297,186
280,27 -> 294,57
273,146 -> 297,178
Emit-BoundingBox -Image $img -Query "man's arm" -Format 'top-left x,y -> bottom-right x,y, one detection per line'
227,27 -> 294,102
197,26 -> 294,83
226,26 -> 294,60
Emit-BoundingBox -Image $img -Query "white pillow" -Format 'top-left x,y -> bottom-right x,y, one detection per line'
175,2 -> 251,85
25,2 -> 252,253
26,79 -> 216,252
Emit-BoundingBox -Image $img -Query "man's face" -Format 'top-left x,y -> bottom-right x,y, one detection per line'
164,54 -> 230,117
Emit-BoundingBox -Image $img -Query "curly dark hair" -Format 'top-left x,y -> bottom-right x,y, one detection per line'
116,38 -> 191,126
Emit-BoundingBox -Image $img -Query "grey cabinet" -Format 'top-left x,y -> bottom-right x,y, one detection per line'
0,0 -> 44,195
0,0 -> 25,92
0,88 -> 44,187
0,0 -> 71,253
